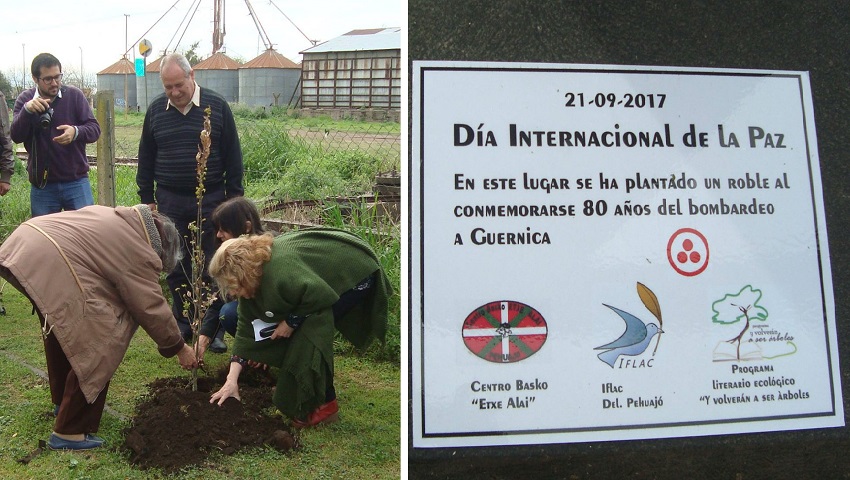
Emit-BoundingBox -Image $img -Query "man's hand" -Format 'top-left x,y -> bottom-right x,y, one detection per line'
24,97 -> 50,114
0,183 -> 10,196
176,343 -> 198,370
53,125 -> 76,145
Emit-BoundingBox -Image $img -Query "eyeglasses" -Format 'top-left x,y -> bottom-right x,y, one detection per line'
38,74 -> 63,84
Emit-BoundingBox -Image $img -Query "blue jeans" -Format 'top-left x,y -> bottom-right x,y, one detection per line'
30,177 -> 95,217
219,301 -> 238,337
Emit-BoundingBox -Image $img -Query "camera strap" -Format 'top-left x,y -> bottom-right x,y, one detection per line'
27,91 -> 59,189
27,132 -> 49,189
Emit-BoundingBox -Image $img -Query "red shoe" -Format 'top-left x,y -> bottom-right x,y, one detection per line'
292,399 -> 339,428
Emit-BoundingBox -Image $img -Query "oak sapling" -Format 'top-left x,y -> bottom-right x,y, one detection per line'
181,106 -> 218,391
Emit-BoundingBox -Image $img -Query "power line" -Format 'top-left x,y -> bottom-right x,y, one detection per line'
124,0 -> 181,59
244,0 -> 274,50
267,0 -> 319,46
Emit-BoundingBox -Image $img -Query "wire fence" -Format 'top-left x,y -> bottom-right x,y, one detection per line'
106,114 -> 401,176
97,111 -> 402,229
12,109 -> 401,228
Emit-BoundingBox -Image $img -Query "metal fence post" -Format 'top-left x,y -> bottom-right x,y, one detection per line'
95,90 -> 116,206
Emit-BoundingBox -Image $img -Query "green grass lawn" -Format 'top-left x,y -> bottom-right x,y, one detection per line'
0,286 -> 401,479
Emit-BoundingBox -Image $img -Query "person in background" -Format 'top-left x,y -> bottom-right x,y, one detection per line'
136,52 -> 244,342
196,197 -> 266,355
0,205 -> 198,451
0,91 -> 15,195
208,229 -> 391,427
10,53 -> 100,216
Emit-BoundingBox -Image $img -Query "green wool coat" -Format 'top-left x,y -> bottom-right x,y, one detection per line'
232,227 -> 390,418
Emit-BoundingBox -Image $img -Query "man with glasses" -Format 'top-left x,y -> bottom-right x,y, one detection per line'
11,53 -> 100,216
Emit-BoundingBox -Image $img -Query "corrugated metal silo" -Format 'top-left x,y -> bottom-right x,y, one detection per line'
96,57 -> 138,110
238,49 -> 301,107
194,52 -> 241,103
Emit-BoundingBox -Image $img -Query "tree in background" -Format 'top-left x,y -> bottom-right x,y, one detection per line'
182,42 -> 205,66
0,72 -> 13,103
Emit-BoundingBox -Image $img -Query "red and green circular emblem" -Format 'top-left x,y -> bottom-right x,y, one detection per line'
462,300 -> 548,363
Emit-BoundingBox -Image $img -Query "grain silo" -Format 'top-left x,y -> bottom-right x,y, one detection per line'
136,55 -> 164,112
300,28 -> 401,113
238,49 -> 301,107
96,57 -> 138,110
194,52 -> 242,103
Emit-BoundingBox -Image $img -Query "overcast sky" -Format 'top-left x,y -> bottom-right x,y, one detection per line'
2,0 -> 400,82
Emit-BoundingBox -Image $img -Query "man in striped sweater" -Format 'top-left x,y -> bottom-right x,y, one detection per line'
137,52 -> 244,342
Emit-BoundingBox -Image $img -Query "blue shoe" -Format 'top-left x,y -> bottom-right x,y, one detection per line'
48,433 -> 104,451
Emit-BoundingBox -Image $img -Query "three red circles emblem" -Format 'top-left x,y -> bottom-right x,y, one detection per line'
667,227 -> 710,277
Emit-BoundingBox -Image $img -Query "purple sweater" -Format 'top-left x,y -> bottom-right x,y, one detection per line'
11,85 -> 100,183
0,92 -> 14,184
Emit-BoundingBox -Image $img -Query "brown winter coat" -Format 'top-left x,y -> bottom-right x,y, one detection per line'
0,205 -> 184,403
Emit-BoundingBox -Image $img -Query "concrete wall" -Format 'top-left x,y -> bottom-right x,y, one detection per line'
298,107 -> 400,123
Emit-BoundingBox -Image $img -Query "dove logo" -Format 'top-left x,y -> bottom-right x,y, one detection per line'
462,301 -> 548,363
595,283 -> 665,368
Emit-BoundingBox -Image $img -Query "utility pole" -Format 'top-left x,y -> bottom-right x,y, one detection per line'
124,14 -> 130,115
125,14 -> 130,56
213,0 -> 225,54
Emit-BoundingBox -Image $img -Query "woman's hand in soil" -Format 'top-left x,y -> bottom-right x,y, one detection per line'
176,344 -> 199,370
210,381 -> 241,406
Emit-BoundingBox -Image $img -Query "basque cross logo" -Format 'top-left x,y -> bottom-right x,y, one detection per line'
462,300 -> 548,363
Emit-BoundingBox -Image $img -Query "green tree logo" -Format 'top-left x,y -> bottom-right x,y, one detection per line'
711,285 -> 768,361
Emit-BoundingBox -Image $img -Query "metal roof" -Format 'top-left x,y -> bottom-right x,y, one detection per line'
144,55 -> 165,73
301,27 -> 400,54
97,57 -> 135,75
240,49 -> 300,69
194,52 -> 242,70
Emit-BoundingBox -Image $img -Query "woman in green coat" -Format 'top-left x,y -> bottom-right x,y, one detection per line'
208,229 -> 390,427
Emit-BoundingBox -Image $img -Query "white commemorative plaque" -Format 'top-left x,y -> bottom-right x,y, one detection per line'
410,61 -> 843,448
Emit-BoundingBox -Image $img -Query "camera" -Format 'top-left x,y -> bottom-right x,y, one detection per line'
38,107 -> 54,129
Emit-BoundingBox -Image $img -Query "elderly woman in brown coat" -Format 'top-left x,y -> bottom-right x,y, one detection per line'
0,204 -> 198,451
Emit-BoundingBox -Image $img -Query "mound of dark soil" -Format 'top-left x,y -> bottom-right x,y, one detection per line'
122,367 -> 296,472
